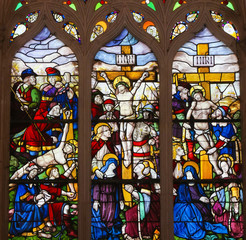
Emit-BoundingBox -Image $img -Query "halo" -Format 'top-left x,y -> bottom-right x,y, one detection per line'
143,21 -> 155,30
218,154 -> 234,168
113,76 -> 131,89
183,161 -> 199,174
190,85 -> 205,97
96,21 -> 107,32
102,153 -> 119,166
94,122 -> 111,135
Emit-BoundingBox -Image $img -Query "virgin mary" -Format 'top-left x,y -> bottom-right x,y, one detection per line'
174,165 -> 228,239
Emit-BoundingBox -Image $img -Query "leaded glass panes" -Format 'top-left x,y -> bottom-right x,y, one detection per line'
210,11 -> 240,41
173,0 -> 187,11
52,11 -> 65,23
63,1 -> 77,11
90,21 -> 107,42
91,29 -> 160,239
9,27 -> 79,239
15,1 -> 28,11
172,27 -> 243,239
106,11 -> 119,23
10,23 -> 28,42
95,0 -> 108,11
143,21 -> 160,42
63,22 -> 81,43
141,0 -> 156,11
221,0 -> 235,11
170,21 -> 188,40
26,11 -> 40,23
186,11 -> 199,23
222,21 -> 239,41
131,11 -> 144,23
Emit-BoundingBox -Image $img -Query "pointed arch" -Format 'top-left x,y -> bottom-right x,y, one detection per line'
91,28 -> 160,239
0,0 -> 246,239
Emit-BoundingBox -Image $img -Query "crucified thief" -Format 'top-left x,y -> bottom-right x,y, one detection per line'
183,86 -> 222,175
100,72 -> 149,168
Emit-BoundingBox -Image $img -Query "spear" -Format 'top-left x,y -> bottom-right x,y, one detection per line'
11,86 -> 46,142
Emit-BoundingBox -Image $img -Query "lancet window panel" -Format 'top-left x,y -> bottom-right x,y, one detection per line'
172,27 -> 243,240
9,27 -> 79,239
91,28 -> 161,240
2,0 -> 246,240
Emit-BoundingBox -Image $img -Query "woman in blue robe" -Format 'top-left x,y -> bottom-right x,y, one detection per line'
91,157 -> 123,240
10,172 -> 49,236
174,166 -> 228,240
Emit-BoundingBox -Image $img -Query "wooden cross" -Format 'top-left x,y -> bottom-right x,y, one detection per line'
96,45 -> 157,206
173,43 -> 236,100
173,43 -> 237,185
96,45 -> 157,82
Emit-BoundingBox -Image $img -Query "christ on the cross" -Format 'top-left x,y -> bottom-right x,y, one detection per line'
100,71 -> 149,168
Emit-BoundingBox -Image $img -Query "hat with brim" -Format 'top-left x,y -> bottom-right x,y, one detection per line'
46,67 -> 61,76
21,68 -> 37,80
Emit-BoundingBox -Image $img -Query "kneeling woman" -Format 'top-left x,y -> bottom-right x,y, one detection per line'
174,164 -> 228,240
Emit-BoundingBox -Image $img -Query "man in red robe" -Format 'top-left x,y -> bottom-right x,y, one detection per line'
18,102 -> 63,156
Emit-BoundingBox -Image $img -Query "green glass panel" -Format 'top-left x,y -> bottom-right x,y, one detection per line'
95,2 -> 102,11
227,2 -> 235,11
69,3 -> 77,11
147,2 -> 156,11
15,2 -> 23,11
173,1 -> 181,11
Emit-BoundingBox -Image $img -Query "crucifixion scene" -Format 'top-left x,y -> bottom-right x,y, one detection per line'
8,27 -> 79,239
91,29 -> 160,240
172,28 -> 243,240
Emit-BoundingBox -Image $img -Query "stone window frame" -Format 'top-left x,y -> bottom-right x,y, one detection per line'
0,0 -> 245,239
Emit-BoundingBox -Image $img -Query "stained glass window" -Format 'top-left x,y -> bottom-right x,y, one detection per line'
222,21 -> 239,41
90,21 -> 107,42
221,0 -> 235,11
172,27 -> 243,239
186,11 -> 199,23
63,1 -> 77,11
106,11 -> 119,23
170,21 -> 188,40
9,27 -> 79,239
26,11 -> 40,23
91,29 -> 160,240
131,11 -> 144,23
10,23 -> 28,42
141,0 -> 156,11
143,21 -> 160,42
173,0 -> 187,11
210,11 -> 240,41
211,11 -> 223,23
52,11 -> 65,23
63,22 -> 81,43
15,1 -> 28,11
95,0 -> 108,11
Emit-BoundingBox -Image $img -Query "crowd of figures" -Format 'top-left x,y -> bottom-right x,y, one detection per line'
172,81 -> 243,239
9,68 -> 79,238
91,71 -> 161,240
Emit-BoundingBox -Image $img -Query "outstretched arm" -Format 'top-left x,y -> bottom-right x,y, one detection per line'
100,72 -> 115,94
131,72 -> 149,95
